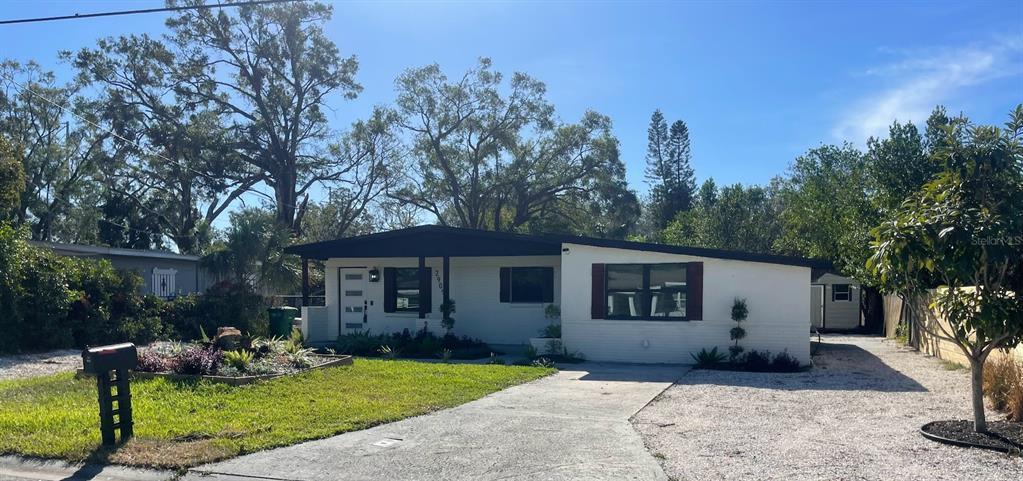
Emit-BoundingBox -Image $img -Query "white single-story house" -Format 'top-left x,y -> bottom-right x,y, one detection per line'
285,226 -> 828,365
810,272 -> 861,331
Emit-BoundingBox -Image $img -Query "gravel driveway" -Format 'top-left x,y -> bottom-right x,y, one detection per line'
632,335 -> 1023,481
0,350 -> 80,381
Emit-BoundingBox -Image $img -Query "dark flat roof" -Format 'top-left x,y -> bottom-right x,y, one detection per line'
285,225 -> 830,268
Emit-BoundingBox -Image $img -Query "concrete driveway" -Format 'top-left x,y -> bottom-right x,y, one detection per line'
183,363 -> 682,481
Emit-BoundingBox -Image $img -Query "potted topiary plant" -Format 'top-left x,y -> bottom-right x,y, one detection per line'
530,304 -> 562,355
729,298 -> 748,363
439,298 -> 456,334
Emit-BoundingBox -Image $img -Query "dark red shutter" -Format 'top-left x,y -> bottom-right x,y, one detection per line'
591,263 -> 606,319
499,267 -> 511,302
383,267 -> 397,313
419,267 -> 432,314
687,262 -> 704,320
541,267 -> 554,303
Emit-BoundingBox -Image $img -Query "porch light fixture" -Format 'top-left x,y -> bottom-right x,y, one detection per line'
368,268 -> 380,282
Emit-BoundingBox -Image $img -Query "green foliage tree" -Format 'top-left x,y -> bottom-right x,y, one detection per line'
869,105 -> 1023,433
390,58 -> 635,236
0,61 -> 107,243
777,144 -> 875,274
166,0 -> 362,235
299,109 -> 405,242
664,180 -> 782,254
71,34 -> 258,253
0,136 -> 24,221
203,208 -> 300,294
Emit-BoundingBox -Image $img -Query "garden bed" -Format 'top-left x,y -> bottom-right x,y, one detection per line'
75,354 -> 352,386
920,420 -> 1023,454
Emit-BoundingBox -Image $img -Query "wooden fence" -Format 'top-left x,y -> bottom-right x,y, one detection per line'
884,292 -> 1022,366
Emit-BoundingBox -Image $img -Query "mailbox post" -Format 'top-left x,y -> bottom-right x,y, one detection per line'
81,343 -> 138,445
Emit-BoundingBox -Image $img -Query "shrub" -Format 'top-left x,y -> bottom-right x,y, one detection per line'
741,350 -> 773,372
335,330 -> 492,360
690,347 -> 728,368
174,345 -> 223,375
984,355 -> 1023,421
377,345 -> 399,360
136,348 -> 172,373
769,351 -> 803,372
224,350 -> 255,372
531,357 -> 555,368
0,225 -> 186,352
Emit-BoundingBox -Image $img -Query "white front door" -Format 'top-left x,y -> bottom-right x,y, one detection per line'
340,268 -> 368,331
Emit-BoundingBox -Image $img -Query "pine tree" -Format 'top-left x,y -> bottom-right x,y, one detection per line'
664,120 -> 697,215
644,110 -> 697,230
644,110 -> 669,186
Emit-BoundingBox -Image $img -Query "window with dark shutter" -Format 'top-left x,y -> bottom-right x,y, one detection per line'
383,267 -> 397,312
687,262 -> 703,321
597,262 -> 702,321
591,263 -> 605,319
419,267 -> 432,314
499,267 -> 511,302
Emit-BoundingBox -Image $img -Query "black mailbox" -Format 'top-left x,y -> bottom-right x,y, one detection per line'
81,343 -> 138,445
82,343 -> 138,374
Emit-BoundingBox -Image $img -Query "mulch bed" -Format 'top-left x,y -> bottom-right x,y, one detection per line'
76,354 -> 352,386
920,420 -> 1023,454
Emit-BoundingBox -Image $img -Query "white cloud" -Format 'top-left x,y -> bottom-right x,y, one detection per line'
833,37 -> 1023,142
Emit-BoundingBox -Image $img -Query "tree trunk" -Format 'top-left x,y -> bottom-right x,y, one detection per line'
970,357 -> 988,433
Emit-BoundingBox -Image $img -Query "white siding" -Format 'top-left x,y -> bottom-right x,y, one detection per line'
815,273 -> 861,330
559,243 -> 812,364
316,256 -> 560,345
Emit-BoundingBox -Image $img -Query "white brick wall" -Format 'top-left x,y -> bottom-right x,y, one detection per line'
560,243 -> 812,364
318,256 -> 561,344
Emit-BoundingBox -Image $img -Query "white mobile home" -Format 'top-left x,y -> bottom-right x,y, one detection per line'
286,226 -> 827,364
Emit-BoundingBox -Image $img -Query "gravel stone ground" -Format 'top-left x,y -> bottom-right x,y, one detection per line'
0,350 -> 80,381
632,335 -> 1023,481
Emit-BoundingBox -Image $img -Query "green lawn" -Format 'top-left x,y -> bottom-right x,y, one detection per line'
0,359 -> 553,468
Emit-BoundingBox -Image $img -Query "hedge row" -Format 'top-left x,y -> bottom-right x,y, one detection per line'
0,224 -> 267,354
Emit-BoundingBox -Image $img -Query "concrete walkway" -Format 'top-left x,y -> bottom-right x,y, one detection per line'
184,363 -> 684,481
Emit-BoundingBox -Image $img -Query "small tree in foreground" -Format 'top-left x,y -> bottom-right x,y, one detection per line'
868,105 -> 1023,433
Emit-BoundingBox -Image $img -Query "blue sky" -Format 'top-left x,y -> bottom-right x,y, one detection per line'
2,0 -> 1021,197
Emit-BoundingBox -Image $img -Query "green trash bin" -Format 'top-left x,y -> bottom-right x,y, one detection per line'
268,306 -> 299,338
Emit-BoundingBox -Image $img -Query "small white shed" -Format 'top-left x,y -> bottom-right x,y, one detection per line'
811,272 -> 861,330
